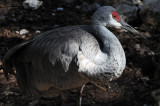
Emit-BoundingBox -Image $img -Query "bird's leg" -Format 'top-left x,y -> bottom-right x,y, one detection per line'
91,82 -> 107,91
78,84 -> 85,106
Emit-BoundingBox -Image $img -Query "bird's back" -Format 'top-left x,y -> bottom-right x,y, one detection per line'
3,25 -> 101,97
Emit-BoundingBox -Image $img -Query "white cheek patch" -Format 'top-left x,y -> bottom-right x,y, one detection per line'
108,15 -> 122,29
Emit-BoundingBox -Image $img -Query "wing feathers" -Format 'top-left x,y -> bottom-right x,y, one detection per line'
60,54 -> 72,72
77,51 -> 116,83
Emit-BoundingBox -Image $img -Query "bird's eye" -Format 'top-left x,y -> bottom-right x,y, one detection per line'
113,15 -> 116,18
112,11 -> 120,22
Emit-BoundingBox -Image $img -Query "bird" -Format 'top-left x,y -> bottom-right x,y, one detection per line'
3,6 -> 145,106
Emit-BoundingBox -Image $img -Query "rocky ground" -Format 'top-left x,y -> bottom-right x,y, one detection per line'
0,0 -> 160,106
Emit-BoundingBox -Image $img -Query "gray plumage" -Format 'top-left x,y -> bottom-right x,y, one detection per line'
3,6 -> 130,99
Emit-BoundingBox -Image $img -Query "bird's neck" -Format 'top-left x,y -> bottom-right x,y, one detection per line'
93,24 -> 126,76
93,25 -> 122,55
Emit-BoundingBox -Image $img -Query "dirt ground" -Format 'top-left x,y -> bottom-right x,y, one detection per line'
0,0 -> 160,106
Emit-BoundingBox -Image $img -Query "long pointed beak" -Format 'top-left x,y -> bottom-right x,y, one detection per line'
120,18 -> 147,40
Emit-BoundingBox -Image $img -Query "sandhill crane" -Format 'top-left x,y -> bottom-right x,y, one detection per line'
3,6 -> 145,106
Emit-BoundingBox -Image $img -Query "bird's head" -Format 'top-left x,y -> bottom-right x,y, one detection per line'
92,6 -> 146,39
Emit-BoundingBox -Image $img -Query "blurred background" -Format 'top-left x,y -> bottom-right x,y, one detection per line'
0,0 -> 160,106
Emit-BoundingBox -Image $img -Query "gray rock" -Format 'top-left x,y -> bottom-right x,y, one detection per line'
132,0 -> 143,5
75,5 -> 81,9
23,0 -> 43,10
140,0 -> 160,32
35,30 -> 41,34
80,2 -> 101,13
20,29 -> 29,35
113,2 -> 138,23
57,7 -> 64,11
51,13 -> 56,16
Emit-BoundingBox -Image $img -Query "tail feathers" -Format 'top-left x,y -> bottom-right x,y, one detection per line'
3,57 -> 16,80
3,41 -> 31,80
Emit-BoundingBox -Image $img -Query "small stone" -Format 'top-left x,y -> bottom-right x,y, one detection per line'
12,18 -> 17,22
21,35 -> 26,39
75,5 -> 80,9
2,91 -> 13,96
148,51 -> 155,55
35,30 -> 41,34
51,13 -> 56,16
53,24 -> 60,28
15,31 -> 19,34
132,0 -> 143,5
144,31 -> 151,38
135,44 -> 140,51
141,77 -> 150,81
57,7 -> 64,11
20,29 -> 29,35
23,0 -> 43,10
